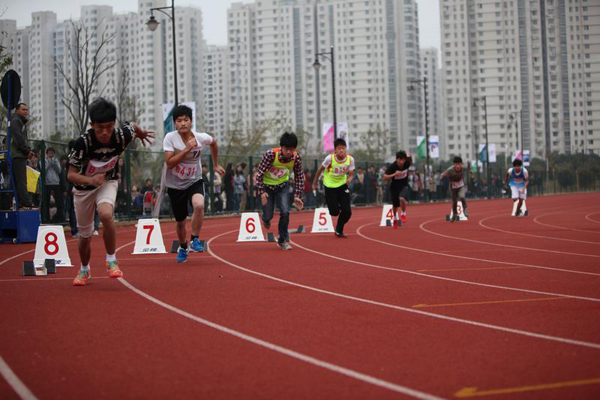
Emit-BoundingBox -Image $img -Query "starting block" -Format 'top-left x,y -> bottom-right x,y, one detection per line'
288,225 -> 305,234
511,200 -> 529,217
267,232 -> 276,242
385,219 -> 402,227
446,201 -> 468,222
170,240 -> 207,253
23,259 -> 56,276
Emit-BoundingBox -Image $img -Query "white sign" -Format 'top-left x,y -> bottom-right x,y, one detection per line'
162,102 -> 197,132
478,144 -> 497,163
449,201 -> 468,221
429,135 -> 440,159
323,122 -> 349,152
34,225 -> 72,267
511,200 -> 527,216
237,212 -> 266,242
380,204 -> 395,227
311,208 -> 335,233
132,218 -> 167,254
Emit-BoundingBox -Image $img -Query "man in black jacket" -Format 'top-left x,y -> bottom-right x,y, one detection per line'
10,103 -> 34,208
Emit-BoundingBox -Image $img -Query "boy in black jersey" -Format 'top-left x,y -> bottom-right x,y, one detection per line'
67,98 -> 154,286
383,151 -> 412,228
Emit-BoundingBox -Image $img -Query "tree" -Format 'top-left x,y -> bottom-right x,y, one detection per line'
353,125 -> 392,162
54,19 -> 118,137
112,65 -> 145,127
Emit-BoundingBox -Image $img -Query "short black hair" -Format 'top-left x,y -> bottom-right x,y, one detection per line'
334,138 -> 347,148
513,158 -> 523,167
172,105 -> 193,122
453,156 -> 463,164
89,98 -> 117,123
16,103 -> 27,111
396,151 -> 407,160
280,132 -> 298,148
46,147 -> 56,154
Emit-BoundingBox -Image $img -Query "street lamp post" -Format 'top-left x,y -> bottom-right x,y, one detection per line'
408,77 -> 429,175
313,46 -> 337,139
473,96 -> 490,191
147,0 -> 178,105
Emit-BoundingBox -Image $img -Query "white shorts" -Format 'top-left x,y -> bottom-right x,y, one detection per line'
511,186 -> 527,200
73,180 -> 118,238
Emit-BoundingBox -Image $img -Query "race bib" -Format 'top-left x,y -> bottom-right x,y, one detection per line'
333,166 -> 349,175
173,162 -> 198,180
514,178 -> 523,183
451,180 -> 464,189
268,167 -> 288,180
394,170 -> 408,180
85,156 -> 118,176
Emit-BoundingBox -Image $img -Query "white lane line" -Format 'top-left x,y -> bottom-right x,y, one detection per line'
204,230 -> 600,350
366,218 -> 600,276
533,211 -> 600,234
0,277 -> 109,283
0,356 -> 38,400
118,278 -> 441,400
478,214 -> 600,245
351,224 -> 600,300
420,217 -> 600,259
585,212 -> 600,225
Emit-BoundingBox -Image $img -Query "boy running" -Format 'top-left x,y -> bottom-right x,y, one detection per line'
68,98 -> 154,286
163,105 -> 224,263
506,158 -> 529,217
440,156 -> 474,222
255,132 -> 304,250
312,138 -> 355,238
383,150 -> 413,228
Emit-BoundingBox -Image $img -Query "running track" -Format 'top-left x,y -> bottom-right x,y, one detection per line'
1,193 -> 599,399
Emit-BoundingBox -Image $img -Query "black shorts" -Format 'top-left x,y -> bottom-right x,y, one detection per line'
390,185 -> 409,208
167,180 -> 205,222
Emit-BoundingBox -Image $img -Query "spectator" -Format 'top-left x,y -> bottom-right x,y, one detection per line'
142,178 -> 153,195
213,168 -> 223,212
350,168 -> 365,204
232,164 -> 246,213
239,163 -> 248,211
250,166 -> 259,210
9,103 -> 35,208
43,147 -> 64,222
115,158 -> 128,215
376,165 -> 385,205
131,185 -> 143,214
59,155 -> 70,222
303,169 -> 314,208
366,166 -> 377,204
142,182 -> 155,216
27,152 -> 41,207
224,163 -> 234,211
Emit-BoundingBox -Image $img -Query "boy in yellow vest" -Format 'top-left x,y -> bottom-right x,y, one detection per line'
312,138 -> 355,238
255,132 -> 305,250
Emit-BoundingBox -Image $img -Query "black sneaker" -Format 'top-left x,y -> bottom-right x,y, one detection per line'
334,231 -> 348,238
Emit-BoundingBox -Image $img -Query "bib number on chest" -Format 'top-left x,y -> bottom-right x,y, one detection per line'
268,167 -> 287,179
86,156 -> 118,176
173,163 -> 197,180
451,180 -> 464,189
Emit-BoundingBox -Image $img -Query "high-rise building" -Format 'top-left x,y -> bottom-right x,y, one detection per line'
227,0 -> 422,157
440,0 -> 600,161
1,0 -> 205,139
420,47 -> 445,161
202,45 -> 229,139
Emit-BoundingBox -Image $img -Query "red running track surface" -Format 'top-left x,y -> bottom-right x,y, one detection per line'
1,193 -> 600,399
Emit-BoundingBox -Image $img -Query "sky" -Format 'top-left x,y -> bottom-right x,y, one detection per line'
1,0 -> 441,50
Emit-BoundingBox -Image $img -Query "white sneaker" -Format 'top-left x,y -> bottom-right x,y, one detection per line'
93,230 -> 99,236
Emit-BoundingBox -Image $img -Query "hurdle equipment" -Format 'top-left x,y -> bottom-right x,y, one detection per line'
33,225 -> 72,268
380,204 -> 394,227
23,259 -> 56,276
237,212 -> 266,242
311,208 -> 335,233
511,200 -> 528,217
446,201 -> 468,222
170,240 -> 207,253
132,218 -> 167,254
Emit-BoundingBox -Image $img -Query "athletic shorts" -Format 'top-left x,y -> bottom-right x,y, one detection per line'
73,180 -> 118,238
390,185 -> 409,208
167,179 -> 205,222
511,186 -> 527,200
